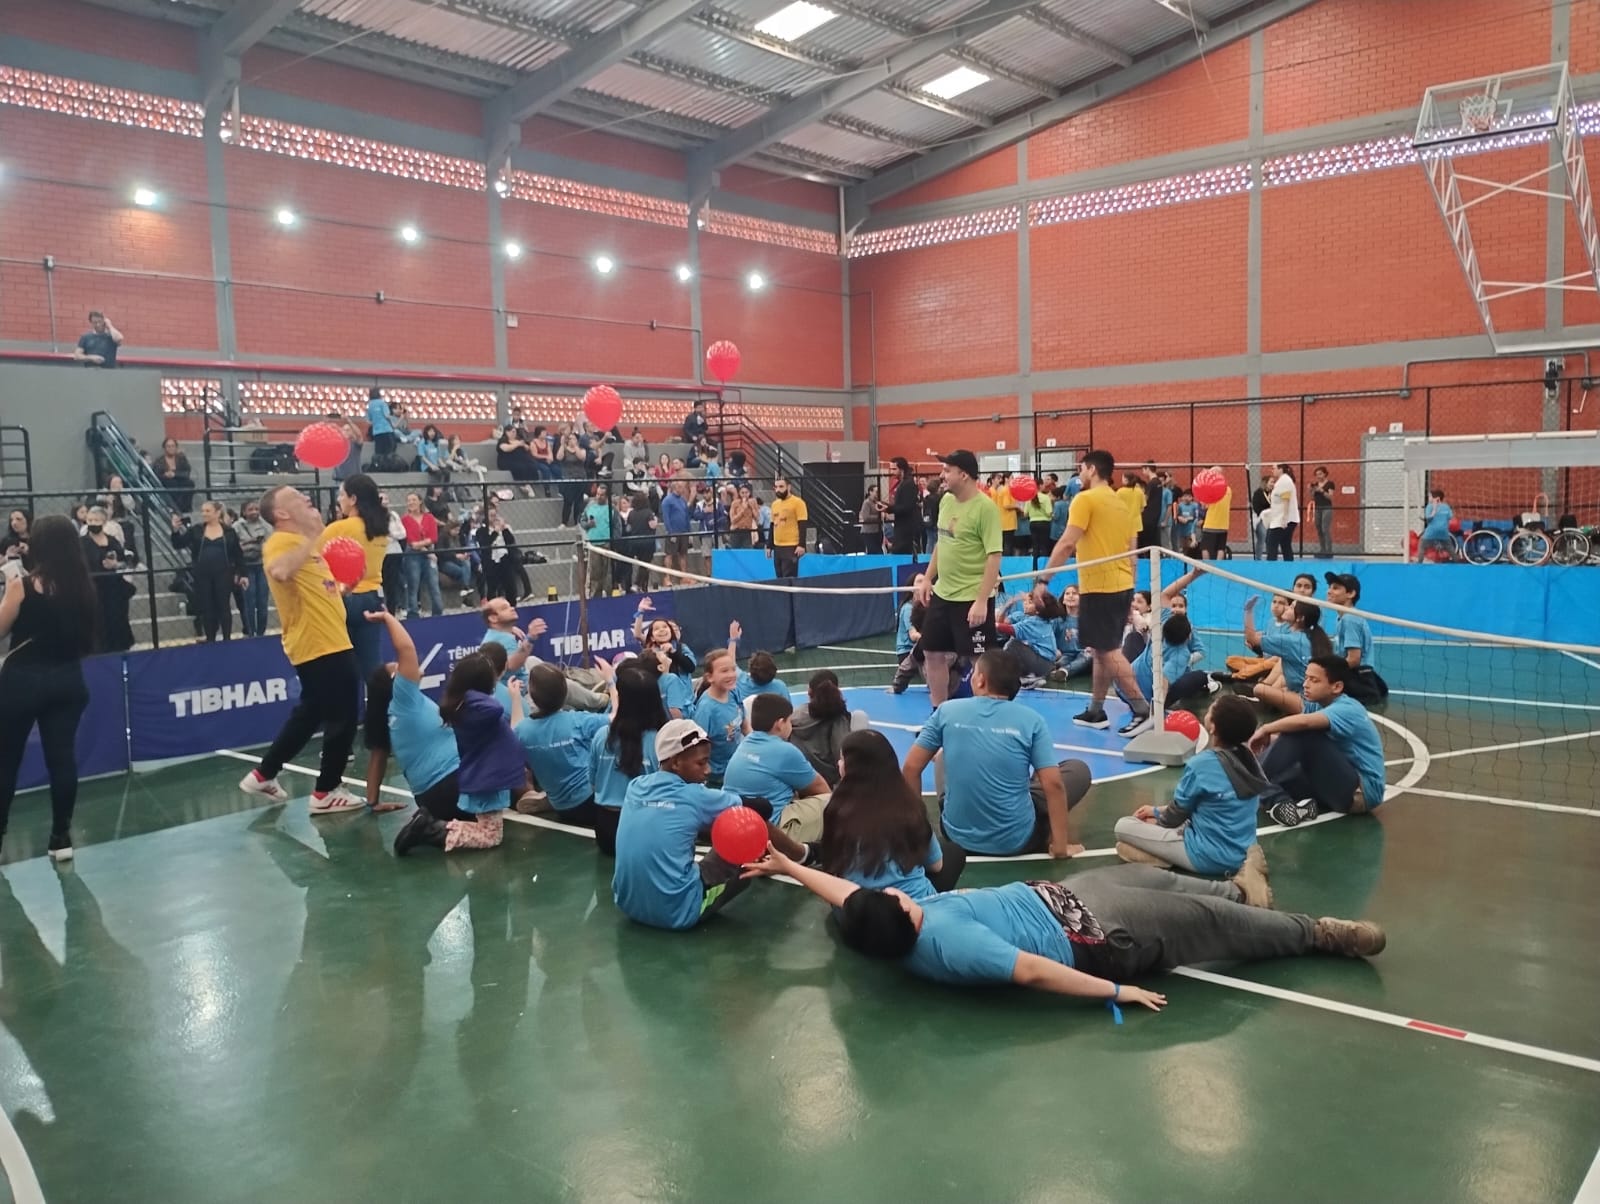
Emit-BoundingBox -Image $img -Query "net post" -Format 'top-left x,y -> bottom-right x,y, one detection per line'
1121,546 -> 1193,767
577,542 -> 592,670
1148,545 -> 1166,729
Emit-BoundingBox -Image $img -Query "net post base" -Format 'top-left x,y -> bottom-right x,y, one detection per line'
1122,730 -> 1195,767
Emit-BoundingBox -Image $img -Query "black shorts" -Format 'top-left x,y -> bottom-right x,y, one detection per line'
1200,529 -> 1228,554
921,593 -> 997,656
1078,590 -> 1132,654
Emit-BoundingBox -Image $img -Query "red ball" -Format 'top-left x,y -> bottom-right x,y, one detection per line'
295,421 -> 350,470
583,384 -> 622,431
1009,474 -> 1038,503
1192,468 -> 1228,506
1164,710 -> 1201,741
706,339 -> 741,384
710,805 -> 769,865
322,536 -> 366,588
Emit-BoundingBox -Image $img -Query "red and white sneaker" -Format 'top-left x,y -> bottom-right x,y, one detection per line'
240,771 -> 290,802
309,788 -> 364,815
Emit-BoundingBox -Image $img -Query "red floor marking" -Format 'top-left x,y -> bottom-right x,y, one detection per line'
1408,1019 -> 1469,1039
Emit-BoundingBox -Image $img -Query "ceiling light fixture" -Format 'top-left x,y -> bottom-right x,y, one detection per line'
922,66 -> 990,100
400,225 -> 420,243
595,255 -> 615,275
132,186 -> 158,207
754,1 -> 838,42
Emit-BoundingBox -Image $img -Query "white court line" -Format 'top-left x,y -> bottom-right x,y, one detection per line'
0,1106 -> 45,1204
1402,787 -> 1599,818
1426,729 -> 1600,762
813,645 -> 901,657
1172,968 -> 1600,1076
1563,650 -> 1600,675
1388,689 -> 1600,714
1574,1143 -> 1600,1204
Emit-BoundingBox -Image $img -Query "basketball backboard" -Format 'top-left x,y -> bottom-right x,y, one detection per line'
1414,63 -> 1567,148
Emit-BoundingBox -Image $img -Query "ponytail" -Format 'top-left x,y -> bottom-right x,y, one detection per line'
1294,601 -> 1334,659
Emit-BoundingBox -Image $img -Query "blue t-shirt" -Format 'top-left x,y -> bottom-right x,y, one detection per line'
1175,500 -> 1201,531
481,628 -> 527,689
916,696 -> 1056,855
1304,695 -> 1388,808
515,710 -> 610,811
1049,498 -> 1070,540
386,676 -> 459,794
612,771 -> 742,930
417,439 -> 443,470
841,834 -> 942,902
1157,605 -> 1205,664
740,676 -> 790,702
583,501 -> 612,542
589,724 -> 659,810
1164,750 -> 1259,875
1010,614 -> 1058,662
1132,639 -> 1193,699
1336,612 -> 1374,667
366,396 -> 393,436
903,882 -> 1075,985
723,732 -> 817,812
658,671 -> 693,718
1422,501 -> 1453,541
1054,612 -> 1081,656
1064,477 -> 1082,504
693,691 -> 744,775
896,601 -> 915,656
1260,627 -> 1312,692
661,492 -> 691,535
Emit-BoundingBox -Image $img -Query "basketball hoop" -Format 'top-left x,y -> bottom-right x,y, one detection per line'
1460,93 -> 1497,134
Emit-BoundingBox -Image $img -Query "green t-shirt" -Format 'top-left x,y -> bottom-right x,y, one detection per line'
933,491 -> 1003,603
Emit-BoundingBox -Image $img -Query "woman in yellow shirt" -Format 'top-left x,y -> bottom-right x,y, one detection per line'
1116,473 -> 1146,526
322,473 -> 393,680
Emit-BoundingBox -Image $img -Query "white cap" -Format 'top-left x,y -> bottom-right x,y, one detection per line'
655,719 -> 709,763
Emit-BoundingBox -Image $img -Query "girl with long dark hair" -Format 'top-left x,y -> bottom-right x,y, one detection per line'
820,729 -> 958,896
323,473 -> 391,680
589,657 -> 670,855
788,669 -> 866,786
0,515 -> 98,861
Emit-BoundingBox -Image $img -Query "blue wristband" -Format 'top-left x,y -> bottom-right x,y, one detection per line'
1107,983 -> 1124,1026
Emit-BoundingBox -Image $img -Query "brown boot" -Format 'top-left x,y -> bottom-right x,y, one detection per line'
1115,841 -> 1172,868
1313,917 -> 1387,958
1231,843 -> 1273,909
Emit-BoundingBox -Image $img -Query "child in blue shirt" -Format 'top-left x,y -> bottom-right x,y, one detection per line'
1323,571 -> 1387,704
589,658 -> 668,854
692,647 -> 746,786
1122,614 -> 1210,707
516,663 -> 613,831
1173,488 -> 1200,550
724,694 -> 829,841
1240,598 -> 1335,711
1113,695 -> 1271,890
1004,590 -> 1065,684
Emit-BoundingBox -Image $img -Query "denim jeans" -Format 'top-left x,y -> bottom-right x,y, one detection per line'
1259,728 -> 1361,812
1315,506 -> 1334,556
241,564 -> 269,636
344,590 -> 385,682
401,552 -> 443,618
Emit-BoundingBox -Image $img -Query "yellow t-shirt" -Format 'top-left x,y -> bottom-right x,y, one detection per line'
994,485 -> 1018,532
1116,485 -> 1145,524
770,495 -> 808,548
263,531 -> 352,666
1066,485 -> 1136,594
322,517 -> 389,594
1203,487 -> 1232,532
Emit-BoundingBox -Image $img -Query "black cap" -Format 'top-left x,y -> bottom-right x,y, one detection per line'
1324,572 -> 1360,599
939,449 -> 981,478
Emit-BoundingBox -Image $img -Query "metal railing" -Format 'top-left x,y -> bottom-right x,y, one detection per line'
0,425 -> 33,494
715,400 -> 853,553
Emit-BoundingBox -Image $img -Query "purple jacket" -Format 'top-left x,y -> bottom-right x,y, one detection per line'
453,691 -> 526,795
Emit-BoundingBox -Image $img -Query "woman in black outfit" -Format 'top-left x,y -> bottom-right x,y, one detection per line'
82,506 -> 135,652
496,425 -> 539,499
0,515 -> 98,862
171,500 -> 245,642
155,437 -> 195,513
1,509 -> 31,561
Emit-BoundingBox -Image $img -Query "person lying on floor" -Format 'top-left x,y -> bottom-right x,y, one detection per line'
1249,655 -> 1388,828
742,848 -> 1386,1005
901,650 -> 1089,881
611,719 -> 812,931
1112,694 -> 1270,898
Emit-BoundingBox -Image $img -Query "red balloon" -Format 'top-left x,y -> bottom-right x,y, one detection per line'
322,536 -> 366,588
706,339 -> 741,384
1192,468 -> 1228,506
711,805 -> 769,865
1009,474 -> 1038,503
295,421 -> 350,470
1164,710 -> 1201,741
583,384 -> 622,431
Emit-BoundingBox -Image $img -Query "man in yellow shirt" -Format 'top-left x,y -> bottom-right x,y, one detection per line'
238,485 -> 368,814
990,474 -> 1023,556
1043,450 -> 1148,736
767,476 -> 809,579
1199,465 -> 1232,559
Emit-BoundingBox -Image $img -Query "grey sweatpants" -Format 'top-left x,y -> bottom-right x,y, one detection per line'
1111,816 -> 1198,871
1069,864 -> 1314,977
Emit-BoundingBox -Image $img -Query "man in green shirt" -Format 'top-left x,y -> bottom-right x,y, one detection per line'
912,450 -> 1003,708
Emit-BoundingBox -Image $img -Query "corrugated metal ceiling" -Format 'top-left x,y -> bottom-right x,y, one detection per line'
105,0 -> 1263,185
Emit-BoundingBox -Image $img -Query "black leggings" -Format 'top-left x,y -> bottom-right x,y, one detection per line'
258,650 -> 360,794
1265,525 -> 1296,561
0,662 -> 89,839
195,563 -> 234,642
415,772 -> 472,823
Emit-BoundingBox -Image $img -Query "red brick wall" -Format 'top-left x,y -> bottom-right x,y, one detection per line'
1034,380 -> 1251,471
717,166 -> 838,215
241,48 -> 484,136
520,117 -> 687,182
0,110 -> 216,350
874,398 -> 1021,464
0,0 -> 198,72
699,235 -> 842,388
879,148 -> 1017,211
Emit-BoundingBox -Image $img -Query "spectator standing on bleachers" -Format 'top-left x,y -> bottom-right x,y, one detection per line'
768,477 -> 808,579
558,431 -> 588,526
171,502 -> 245,642
400,492 -> 444,619
366,387 -> 398,461
155,437 -> 195,513
660,476 -> 692,585
682,400 -> 709,446
621,491 -> 658,592
496,424 -> 540,499
582,485 -> 615,597
758,495 -> 772,548
2,510 -> 30,563
382,498 -> 407,614
100,474 -> 139,563
72,310 -> 123,368
234,498 -> 272,638
728,483 -> 757,549
624,427 -> 649,467
321,411 -> 363,484
527,426 -> 556,495
82,507 -> 134,652
888,458 -> 920,555
477,508 -> 522,603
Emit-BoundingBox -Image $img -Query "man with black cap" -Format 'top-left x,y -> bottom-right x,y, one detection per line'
887,457 -> 920,555
913,450 -> 1003,708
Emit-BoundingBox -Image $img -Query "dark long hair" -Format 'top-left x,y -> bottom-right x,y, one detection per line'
438,653 -> 496,725
806,669 -> 846,722
22,514 -> 97,654
1292,600 -> 1334,660
820,730 -> 931,879
341,473 -> 389,540
364,666 -> 396,751
608,659 -> 670,778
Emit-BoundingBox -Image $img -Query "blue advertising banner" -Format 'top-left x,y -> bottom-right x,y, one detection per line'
17,652 -> 129,790
126,636 -> 301,762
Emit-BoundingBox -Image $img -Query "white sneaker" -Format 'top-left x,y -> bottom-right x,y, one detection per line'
309,788 -> 365,815
240,771 -> 291,802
